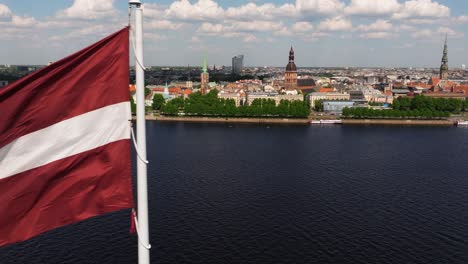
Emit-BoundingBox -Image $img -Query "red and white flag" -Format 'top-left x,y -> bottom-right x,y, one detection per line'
0,27 -> 134,247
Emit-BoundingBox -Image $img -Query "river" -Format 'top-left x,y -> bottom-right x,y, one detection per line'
2,122 -> 468,263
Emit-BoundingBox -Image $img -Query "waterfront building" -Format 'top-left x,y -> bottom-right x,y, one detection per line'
284,47 -> 298,90
232,55 -> 244,75
323,101 -> 355,114
276,94 -> 303,105
201,56 -> 209,95
308,92 -> 350,108
245,91 -> 303,106
218,91 -> 245,106
246,91 -> 278,106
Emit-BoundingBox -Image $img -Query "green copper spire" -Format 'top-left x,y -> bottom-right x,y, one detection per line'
202,55 -> 208,73
164,80 -> 169,95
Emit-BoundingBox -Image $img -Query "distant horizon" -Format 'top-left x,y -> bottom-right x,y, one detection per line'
1,0 -> 467,67
3,64 -> 466,70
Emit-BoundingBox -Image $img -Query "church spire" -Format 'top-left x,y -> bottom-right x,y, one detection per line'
289,46 -> 294,63
202,55 -> 208,73
440,34 -> 449,80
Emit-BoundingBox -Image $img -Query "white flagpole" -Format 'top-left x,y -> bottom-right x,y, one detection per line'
129,1 -> 150,264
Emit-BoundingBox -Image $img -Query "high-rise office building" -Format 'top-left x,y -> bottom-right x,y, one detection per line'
232,55 -> 244,75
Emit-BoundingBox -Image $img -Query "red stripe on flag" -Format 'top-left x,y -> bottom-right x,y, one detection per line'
0,140 -> 133,247
0,27 -> 130,148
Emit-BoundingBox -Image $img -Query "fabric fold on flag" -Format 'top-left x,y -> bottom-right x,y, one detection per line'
0,27 -> 134,247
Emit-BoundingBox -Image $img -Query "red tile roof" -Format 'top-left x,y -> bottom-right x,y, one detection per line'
429,77 -> 440,86
454,85 -> 468,94
319,87 -> 334,93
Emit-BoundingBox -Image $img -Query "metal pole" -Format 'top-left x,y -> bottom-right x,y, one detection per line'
129,1 -> 150,264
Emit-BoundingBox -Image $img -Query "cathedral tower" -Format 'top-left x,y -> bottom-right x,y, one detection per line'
284,46 -> 298,90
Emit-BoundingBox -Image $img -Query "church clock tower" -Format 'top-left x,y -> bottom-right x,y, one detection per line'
284,46 -> 298,91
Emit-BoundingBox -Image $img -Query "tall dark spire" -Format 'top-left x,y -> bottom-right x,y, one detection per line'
289,46 -> 294,63
286,46 -> 296,72
440,34 -> 448,80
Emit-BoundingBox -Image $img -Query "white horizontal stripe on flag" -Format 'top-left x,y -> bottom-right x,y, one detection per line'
0,102 -> 131,179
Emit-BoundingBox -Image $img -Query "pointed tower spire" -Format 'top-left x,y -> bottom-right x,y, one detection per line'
202,55 -> 208,73
289,46 -> 294,62
164,80 -> 169,95
440,34 -> 449,80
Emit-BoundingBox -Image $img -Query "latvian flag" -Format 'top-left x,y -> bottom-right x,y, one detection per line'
0,27 -> 134,247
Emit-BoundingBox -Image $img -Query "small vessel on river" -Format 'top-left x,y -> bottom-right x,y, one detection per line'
310,120 -> 343,125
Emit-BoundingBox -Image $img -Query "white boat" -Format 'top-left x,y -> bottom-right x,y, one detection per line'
456,121 -> 468,126
310,119 -> 342,124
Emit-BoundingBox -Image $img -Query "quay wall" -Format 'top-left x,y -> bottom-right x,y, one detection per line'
342,119 -> 455,126
143,115 -> 310,125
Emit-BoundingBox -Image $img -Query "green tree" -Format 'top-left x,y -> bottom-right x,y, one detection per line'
314,100 -> 323,112
145,88 -> 151,98
152,94 -> 165,110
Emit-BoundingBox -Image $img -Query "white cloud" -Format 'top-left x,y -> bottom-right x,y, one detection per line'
405,18 -> 438,24
144,33 -> 169,41
11,15 -> 36,27
143,3 -> 165,18
411,29 -> 432,39
0,4 -> 12,20
230,21 -> 284,32
292,21 -> 314,32
197,21 -> 284,35
356,19 -> 393,32
274,27 -> 294,36
399,24 -> 417,31
147,20 -> 185,30
454,15 -> 468,24
437,27 -> 464,39
197,22 -> 224,34
296,0 -> 345,16
225,3 -> 297,20
58,0 -> 117,19
360,32 -> 397,39
345,0 -> 400,16
166,0 -> 224,21
393,0 -> 450,20
411,27 -> 463,40
318,16 -> 352,31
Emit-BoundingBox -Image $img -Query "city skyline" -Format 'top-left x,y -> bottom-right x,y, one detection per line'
1,0 -> 468,67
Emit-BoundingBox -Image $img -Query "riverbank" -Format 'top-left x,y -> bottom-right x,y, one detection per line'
144,115 -> 310,124
137,115 -> 460,126
342,119 -> 455,126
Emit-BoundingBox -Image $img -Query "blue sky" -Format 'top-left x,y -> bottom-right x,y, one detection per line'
1,0 -> 467,67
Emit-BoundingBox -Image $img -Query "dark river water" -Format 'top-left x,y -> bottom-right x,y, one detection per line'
2,122 -> 468,263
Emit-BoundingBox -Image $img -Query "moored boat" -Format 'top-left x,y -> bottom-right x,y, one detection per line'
456,120 -> 468,126
310,119 -> 342,124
